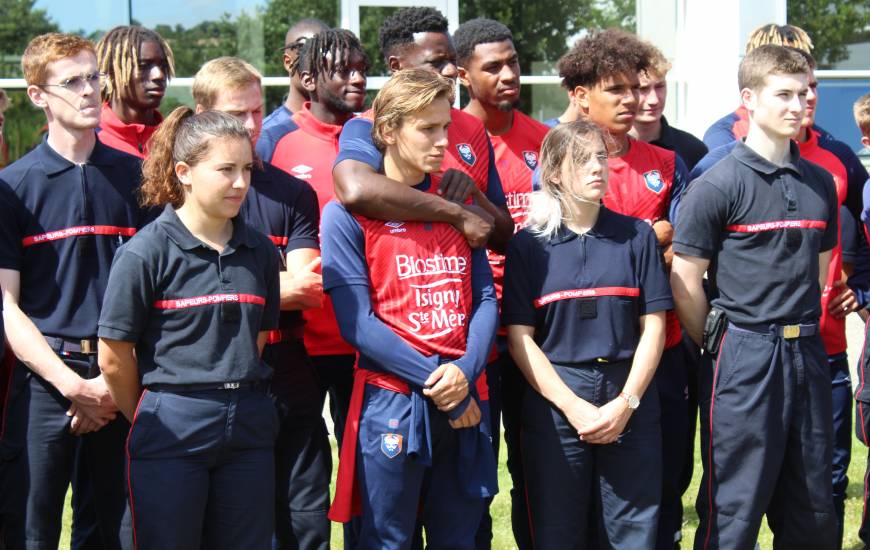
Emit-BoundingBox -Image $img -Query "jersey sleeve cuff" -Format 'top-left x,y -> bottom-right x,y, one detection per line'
97,325 -> 140,342
445,393 -> 472,421
639,296 -> 675,315
672,241 -> 713,259
323,277 -> 370,292
501,314 -> 535,327
334,149 -> 380,171
284,237 -> 319,252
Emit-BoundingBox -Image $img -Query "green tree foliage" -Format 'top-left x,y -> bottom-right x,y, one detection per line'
788,0 -> 870,68
0,0 -> 59,77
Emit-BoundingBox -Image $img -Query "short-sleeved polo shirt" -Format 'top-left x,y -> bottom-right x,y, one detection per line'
674,140 -> 838,325
241,161 -> 320,330
503,207 -> 673,365
0,137 -> 151,339
98,205 -> 280,387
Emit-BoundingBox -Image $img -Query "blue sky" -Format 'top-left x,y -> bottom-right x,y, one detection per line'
35,0 -> 264,34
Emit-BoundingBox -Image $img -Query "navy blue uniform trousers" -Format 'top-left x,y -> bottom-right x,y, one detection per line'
22,356 -> 130,550
827,352 -> 851,549
265,340 -> 331,550
655,341 -> 694,550
126,387 -> 277,550
355,385 -> 486,550
695,324 -> 836,550
0,355 -> 26,550
523,361 -> 662,549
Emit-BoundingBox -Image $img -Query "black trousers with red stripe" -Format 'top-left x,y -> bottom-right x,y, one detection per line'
695,323 -> 836,550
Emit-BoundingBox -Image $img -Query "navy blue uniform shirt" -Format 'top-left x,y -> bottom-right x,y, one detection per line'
256,105 -> 296,164
241,161 -> 319,330
651,116 -> 708,173
674,140 -> 838,325
502,207 -> 673,365
0,137 -> 151,339
98,205 -> 280,387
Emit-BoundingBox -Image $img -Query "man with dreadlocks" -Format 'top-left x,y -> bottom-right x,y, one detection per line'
95,25 -> 174,158
257,18 -> 329,164
270,25 -> 367,477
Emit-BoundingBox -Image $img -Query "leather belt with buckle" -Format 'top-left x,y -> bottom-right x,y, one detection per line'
782,325 -> 801,339
45,336 -> 98,356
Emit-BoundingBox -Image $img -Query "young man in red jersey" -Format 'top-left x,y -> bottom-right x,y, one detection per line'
95,25 -> 174,157
453,17 -> 549,550
557,29 -> 691,550
332,7 -> 513,254
269,32 -> 369,537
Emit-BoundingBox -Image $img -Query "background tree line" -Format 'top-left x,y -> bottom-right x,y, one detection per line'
0,0 -> 867,162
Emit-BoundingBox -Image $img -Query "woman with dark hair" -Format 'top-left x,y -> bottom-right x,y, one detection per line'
97,107 -> 280,549
503,120 -> 672,549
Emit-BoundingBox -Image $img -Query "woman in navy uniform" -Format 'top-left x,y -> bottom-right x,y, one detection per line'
503,120 -> 672,549
96,107 -> 280,550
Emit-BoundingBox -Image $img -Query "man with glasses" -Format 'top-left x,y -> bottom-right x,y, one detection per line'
0,33 -> 151,550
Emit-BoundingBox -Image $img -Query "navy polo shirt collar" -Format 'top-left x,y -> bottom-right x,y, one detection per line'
158,204 -> 258,252
732,139 -> 802,176
549,206 -> 619,245
37,133 -> 116,176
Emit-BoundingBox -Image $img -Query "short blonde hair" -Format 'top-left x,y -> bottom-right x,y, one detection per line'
22,33 -> 95,86
854,92 -> 870,138
642,41 -> 671,79
371,68 -> 454,150
746,24 -> 813,54
192,56 -> 262,109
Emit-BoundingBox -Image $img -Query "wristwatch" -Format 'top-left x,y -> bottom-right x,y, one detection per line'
619,391 -> 640,410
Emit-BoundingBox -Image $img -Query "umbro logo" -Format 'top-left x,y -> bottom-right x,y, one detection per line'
385,221 -> 406,234
291,165 -> 313,179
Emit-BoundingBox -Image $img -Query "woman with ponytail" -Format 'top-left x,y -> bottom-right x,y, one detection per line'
502,120 -> 671,548
96,106 -> 281,549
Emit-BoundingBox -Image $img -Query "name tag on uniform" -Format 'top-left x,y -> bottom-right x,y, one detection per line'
578,299 -> 597,319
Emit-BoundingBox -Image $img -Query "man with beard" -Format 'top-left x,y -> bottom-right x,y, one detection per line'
258,18 -> 329,164
453,17 -> 549,550
95,25 -> 174,157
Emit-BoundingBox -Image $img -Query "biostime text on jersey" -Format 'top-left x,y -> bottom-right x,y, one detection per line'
395,253 -> 469,336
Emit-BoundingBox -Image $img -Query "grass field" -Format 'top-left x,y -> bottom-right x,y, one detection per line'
57,425 -> 870,549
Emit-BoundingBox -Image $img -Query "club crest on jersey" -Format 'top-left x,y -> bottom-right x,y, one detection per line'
456,143 -> 476,166
522,150 -> 538,170
381,433 -> 403,458
643,170 -> 665,194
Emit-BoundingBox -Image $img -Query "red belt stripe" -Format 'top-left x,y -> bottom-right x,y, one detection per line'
534,287 -> 640,308
22,225 -> 136,247
153,293 -> 266,310
725,220 -> 826,233
269,235 -> 289,246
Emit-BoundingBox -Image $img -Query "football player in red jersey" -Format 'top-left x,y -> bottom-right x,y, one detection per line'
332,7 -> 513,253
454,17 -> 549,550
95,25 -> 174,158
324,68 -> 498,550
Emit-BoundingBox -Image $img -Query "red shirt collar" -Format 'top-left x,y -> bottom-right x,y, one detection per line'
292,102 -> 345,142
98,103 -> 163,156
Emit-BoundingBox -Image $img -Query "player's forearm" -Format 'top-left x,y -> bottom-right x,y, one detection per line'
670,259 -> 708,345
278,271 -> 321,311
472,189 -> 512,253
334,161 -> 466,224
97,339 -> 141,421
819,250 -> 832,293
3,304 -> 81,395
624,312 -> 665,400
